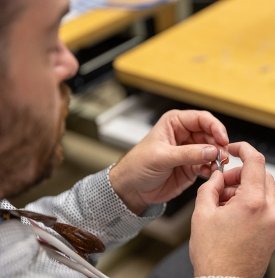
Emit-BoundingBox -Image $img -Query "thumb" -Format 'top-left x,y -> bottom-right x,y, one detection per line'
195,171 -> 224,210
169,144 -> 218,167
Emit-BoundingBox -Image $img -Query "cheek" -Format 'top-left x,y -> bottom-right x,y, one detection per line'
31,71 -> 63,127
47,84 -> 70,144
13,67 -> 61,116
35,86 -> 62,133
9,50 -> 66,144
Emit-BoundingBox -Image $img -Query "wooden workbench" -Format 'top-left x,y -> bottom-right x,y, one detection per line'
115,0 -> 275,128
60,3 -> 176,50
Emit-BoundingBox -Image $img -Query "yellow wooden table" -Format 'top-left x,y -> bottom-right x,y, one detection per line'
60,3 -> 176,50
114,0 -> 275,128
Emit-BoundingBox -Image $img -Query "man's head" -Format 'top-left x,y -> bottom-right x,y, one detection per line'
0,0 -> 78,198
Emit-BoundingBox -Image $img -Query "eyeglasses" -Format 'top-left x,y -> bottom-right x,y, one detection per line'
0,209 -> 108,278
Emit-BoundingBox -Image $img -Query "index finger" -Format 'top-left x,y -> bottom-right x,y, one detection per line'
160,110 -> 228,146
228,142 -> 266,195
180,110 -> 229,146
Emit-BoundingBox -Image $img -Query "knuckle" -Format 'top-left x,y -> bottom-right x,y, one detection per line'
201,110 -> 213,118
194,110 -> 213,120
245,198 -> 265,212
240,141 -> 250,148
158,109 -> 179,124
192,207 -> 205,221
253,152 -> 265,164
162,109 -> 178,118
197,184 -> 206,195
240,140 -> 248,145
239,142 -> 266,164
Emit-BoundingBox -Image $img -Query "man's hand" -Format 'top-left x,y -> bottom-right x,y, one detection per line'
109,110 -> 229,214
190,142 -> 275,278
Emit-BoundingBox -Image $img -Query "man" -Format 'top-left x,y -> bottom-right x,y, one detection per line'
0,0 -> 274,277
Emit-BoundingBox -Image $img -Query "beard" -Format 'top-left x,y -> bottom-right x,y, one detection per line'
0,83 -> 71,199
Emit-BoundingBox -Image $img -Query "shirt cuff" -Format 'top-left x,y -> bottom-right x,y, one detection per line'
195,276 -> 240,278
82,166 -> 166,244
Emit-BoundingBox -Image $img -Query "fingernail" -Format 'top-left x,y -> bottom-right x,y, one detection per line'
203,146 -> 217,161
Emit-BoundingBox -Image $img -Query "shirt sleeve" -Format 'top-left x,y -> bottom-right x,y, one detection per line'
195,276 -> 239,278
25,166 -> 165,249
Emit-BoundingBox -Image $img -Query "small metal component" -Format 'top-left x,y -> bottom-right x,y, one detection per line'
216,149 -> 224,172
215,149 -> 229,172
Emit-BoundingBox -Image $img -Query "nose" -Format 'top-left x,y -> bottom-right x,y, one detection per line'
55,42 -> 79,81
